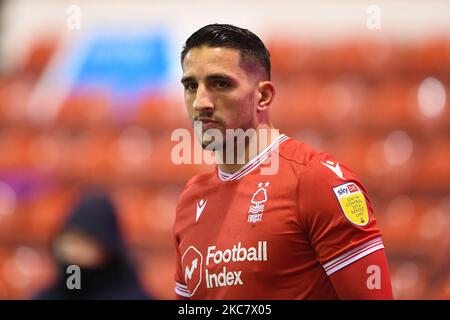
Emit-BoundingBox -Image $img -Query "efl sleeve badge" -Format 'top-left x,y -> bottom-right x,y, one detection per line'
332,182 -> 370,227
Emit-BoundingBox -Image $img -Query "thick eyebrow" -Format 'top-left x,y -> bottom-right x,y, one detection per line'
180,75 -> 195,85
180,73 -> 237,85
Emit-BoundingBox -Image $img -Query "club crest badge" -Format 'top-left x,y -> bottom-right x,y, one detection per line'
248,181 -> 270,223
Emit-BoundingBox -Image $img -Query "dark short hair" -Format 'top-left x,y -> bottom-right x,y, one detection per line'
181,23 -> 271,80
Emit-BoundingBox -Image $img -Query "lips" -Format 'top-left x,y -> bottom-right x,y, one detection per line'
202,121 -> 220,130
196,117 -> 218,123
196,118 -> 221,130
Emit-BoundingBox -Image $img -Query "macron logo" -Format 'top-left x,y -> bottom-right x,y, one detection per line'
185,258 -> 198,281
196,199 -> 207,223
321,160 -> 344,180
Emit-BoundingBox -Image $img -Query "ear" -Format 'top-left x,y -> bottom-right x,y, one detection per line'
256,81 -> 276,112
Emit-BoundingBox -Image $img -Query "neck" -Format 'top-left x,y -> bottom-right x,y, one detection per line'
217,123 -> 280,174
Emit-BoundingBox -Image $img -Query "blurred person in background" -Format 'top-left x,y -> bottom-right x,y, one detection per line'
35,191 -> 152,300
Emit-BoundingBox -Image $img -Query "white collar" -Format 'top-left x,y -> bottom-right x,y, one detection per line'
217,134 -> 289,181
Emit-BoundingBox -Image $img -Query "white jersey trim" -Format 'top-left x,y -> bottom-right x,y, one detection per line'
175,282 -> 190,297
323,237 -> 384,276
217,134 -> 289,182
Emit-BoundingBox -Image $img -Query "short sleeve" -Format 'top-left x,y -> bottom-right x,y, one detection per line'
173,189 -> 191,299
174,232 -> 191,299
298,154 -> 384,276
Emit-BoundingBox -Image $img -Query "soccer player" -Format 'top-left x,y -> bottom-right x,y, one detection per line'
174,24 -> 393,299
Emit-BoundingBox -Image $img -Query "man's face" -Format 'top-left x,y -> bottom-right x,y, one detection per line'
181,46 -> 260,149
54,231 -> 108,268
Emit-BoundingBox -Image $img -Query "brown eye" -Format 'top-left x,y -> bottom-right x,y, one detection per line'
214,80 -> 229,89
184,82 -> 198,92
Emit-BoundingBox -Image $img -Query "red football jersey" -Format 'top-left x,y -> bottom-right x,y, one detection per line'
174,134 -> 385,299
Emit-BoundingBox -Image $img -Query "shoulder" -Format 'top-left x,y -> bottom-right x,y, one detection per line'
289,140 -> 373,229
176,171 -> 215,210
181,171 -> 215,194
278,137 -> 319,167
280,137 -> 355,182
281,137 -> 366,206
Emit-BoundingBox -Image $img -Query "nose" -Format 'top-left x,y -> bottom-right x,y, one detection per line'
193,85 -> 214,112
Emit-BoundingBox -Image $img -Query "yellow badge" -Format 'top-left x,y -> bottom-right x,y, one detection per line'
333,182 -> 369,227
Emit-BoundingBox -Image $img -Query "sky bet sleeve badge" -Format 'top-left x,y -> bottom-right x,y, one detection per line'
332,182 -> 370,227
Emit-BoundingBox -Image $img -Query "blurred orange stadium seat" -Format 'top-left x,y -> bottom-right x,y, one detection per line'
268,40 -> 313,79
389,258 -> 431,299
20,37 -> 58,79
21,188 -> 76,243
139,250 -> 176,300
364,80 -> 420,130
0,127 -> 36,170
134,94 -> 188,132
56,91 -> 112,129
113,186 -> 176,248
0,246 -> 55,299
414,139 -> 450,191
378,195 -> 449,264
416,38 -> 450,73
48,128 -> 117,183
